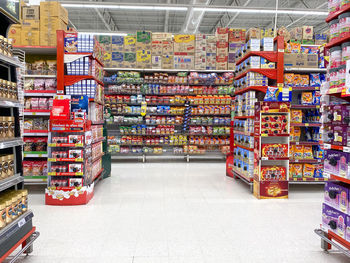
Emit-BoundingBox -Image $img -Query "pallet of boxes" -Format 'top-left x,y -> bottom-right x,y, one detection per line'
8,1 -> 68,46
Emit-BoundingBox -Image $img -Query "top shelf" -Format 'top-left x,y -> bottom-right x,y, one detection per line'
326,3 -> 350,22
284,67 -> 327,73
14,45 -> 57,55
0,53 -> 23,68
235,51 -> 277,66
104,68 -> 234,73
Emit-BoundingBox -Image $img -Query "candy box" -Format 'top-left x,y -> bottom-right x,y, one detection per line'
68,135 -> 84,144
324,149 -> 343,175
261,166 -> 287,181
303,163 -> 315,177
324,181 -> 350,214
322,203 -> 346,238
68,163 -> 83,173
261,144 -> 288,158
68,150 -> 83,159
301,92 -> 313,105
333,125 -> 350,146
69,178 -> 83,187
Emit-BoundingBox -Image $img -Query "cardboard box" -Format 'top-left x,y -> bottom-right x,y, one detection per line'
22,5 -> 40,20
216,41 -> 228,56
7,24 -> 22,45
303,26 -> 314,40
152,56 -> 162,69
215,28 -> 229,41
124,35 -> 136,52
22,19 -> 40,30
216,55 -> 227,70
261,28 -> 274,38
136,31 -> 151,49
136,50 -> 151,68
111,52 -> 124,67
152,32 -> 172,41
162,55 -> 173,69
123,52 -> 136,68
246,28 -> 261,40
229,28 -> 246,43
290,27 -> 303,40
40,16 -> 67,31
262,37 -> 274,51
284,53 -> 318,68
206,42 -> 216,53
174,55 -> 194,70
305,54 -> 318,68
173,34 -> 195,53
162,41 -> 173,54
21,29 -> 40,46
98,35 -> 111,47
111,36 -> 124,52
40,1 -> 68,24
151,41 -> 162,56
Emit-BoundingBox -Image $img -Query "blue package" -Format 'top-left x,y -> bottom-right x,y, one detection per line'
310,73 -> 321,87
71,95 -> 89,114
264,86 -> 279,101
313,91 -> 321,105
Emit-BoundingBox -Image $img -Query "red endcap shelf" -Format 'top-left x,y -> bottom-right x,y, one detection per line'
234,86 -> 268,95
326,32 -> 350,48
326,3 -> 350,23
330,174 -> 350,184
64,75 -> 104,86
235,69 -> 277,80
64,52 -> 104,67
234,116 -> 255,119
236,51 -> 278,66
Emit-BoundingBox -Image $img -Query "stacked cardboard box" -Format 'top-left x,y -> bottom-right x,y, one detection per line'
98,36 -> 112,67
216,28 -> 229,70
39,1 -> 68,46
173,34 -> 195,69
124,35 -> 136,68
195,34 -> 206,70
136,31 -> 152,68
21,19 -> 40,46
111,36 -> 124,67
206,35 -> 216,70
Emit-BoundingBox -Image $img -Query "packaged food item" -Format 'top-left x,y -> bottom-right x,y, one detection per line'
68,163 -> 83,173
264,87 -> 279,101
45,78 -> 56,90
301,92 -> 313,105
303,146 -> 313,159
293,164 -> 303,178
68,150 -> 83,158
34,79 -> 45,90
293,145 -> 304,159
291,110 -> 303,123
303,164 -> 315,178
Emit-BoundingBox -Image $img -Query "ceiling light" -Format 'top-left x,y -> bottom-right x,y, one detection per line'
79,32 -> 128,36
61,3 -> 187,11
192,7 -> 328,16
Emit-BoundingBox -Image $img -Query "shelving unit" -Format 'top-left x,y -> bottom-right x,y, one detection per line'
0,6 -> 39,261
105,69 -> 233,162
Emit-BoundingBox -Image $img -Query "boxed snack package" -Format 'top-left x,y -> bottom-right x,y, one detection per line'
124,35 -> 136,52
324,181 -> 350,214
303,26 -> 314,40
322,203 -> 346,238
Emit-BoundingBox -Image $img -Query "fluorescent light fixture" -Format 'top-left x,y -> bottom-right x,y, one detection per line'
61,3 -> 187,11
193,7 -> 328,16
79,32 -> 128,36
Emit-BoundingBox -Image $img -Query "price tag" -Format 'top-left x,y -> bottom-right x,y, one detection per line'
48,172 -> 56,176
261,157 -> 268,161
38,154 -> 42,157
296,142 -> 299,145
294,160 -> 299,163
48,143 -> 56,147
323,172 -> 330,179
76,172 -> 83,176
315,178 -> 319,181
76,143 -> 84,147
48,158 -> 56,162
32,112 -> 36,116
304,123 -> 309,127
18,218 -> 26,228
75,158 -> 83,162
293,178 -> 297,181
278,49 -> 284,53
316,105 -> 320,109
343,147 -> 350,153
324,144 -> 331,149
303,178 -> 306,181
261,134 -> 268,137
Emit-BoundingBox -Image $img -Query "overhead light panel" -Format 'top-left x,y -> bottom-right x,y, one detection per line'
192,7 -> 328,16
61,3 -> 187,11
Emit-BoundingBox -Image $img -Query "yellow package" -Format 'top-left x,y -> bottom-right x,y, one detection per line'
303,164 -> 315,178
294,145 -> 304,159
291,110 -> 303,123
303,146 -> 313,159
293,164 -> 303,178
284,73 -> 294,86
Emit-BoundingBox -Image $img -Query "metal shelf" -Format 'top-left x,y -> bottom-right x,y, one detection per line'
23,110 -> 51,116
23,152 -> 48,158
0,53 -> 23,68
23,75 -> 56,78
24,90 -> 56,97
0,138 -> 23,150
284,67 -> 327,73
14,45 -> 57,55
0,99 -> 22,108
0,174 -> 23,192
24,177 -> 47,185
104,68 -> 233,73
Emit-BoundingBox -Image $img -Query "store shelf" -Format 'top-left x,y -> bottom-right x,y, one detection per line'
24,90 -> 56,97
0,138 -> 23,149
236,51 -> 277,66
233,131 -> 254,136
261,133 -> 289,137
290,105 -> 320,109
0,99 -> 22,108
64,52 -> 104,67
291,86 -> 320,91
326,32 -> 350,49
234,116 -> 254,119
289,159 -> 322,163
261,157 -> 289,161
23,109 -> 51,116
24,177 -> 47,185
0,53 -> 23,68
92,153 -> 104,163
188,133 -> 230,136
104,68 -> 234,73
234,144 -> 254,151
323,143 -> 350,152
233,169 -> 254,183
290,123 -> 322,127
189,123 -> 230,127
93,168 -> 104,181
23,152 -> 48,158
284,68 -> 327,73
48,143 -> 84,147
329,174 -> 350,184
23,75 -> 56,78
23,130 -> 48,136
234,86 -> 268,95
289,177 -> 328,184
191,113 -> 231,117
0,174 -> 23,192
64,75 -> 104,86
91,120 -> 105,125
48,158 -> 84,162
326,4 -> 350,22
290,141 -> 320,146
92,137 -> 105,144
14,45 -> 57,55
48,172 -> 83,176
235,68 -> 277,80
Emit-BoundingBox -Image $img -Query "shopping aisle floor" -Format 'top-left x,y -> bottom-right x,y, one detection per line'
12,163 -> 349,263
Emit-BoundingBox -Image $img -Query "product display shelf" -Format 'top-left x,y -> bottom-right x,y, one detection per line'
13,45 -> 57,55
23,75 -> 56,78
234,86 -> 268,95
291,86 -> 321,91
105,69 -> 233,162
234,68 -> 277,81
24,90 -> 57,97
315,5 -> 350,257
284,68 -> 327,73
0,10 -> 39,261
104,68 -> 234,73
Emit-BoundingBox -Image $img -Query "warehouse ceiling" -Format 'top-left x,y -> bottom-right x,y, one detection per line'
56,0 -> 328,34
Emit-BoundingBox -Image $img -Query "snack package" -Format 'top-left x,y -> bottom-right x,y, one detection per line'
291,110 -> 303,123
31,98 -> 39,110
313,91 -> 321,105
293,164 -> 303,178
264,87 -> 279,101
34,79 -> 45,90
301,92 -> 313,105
24,119 -> 33,130
310,73 -> 321,87
45,79 -> 56,90
303,164 -> 315,178
300,75 -> 309,87
291,126 -> 301,142
303,146 -> 313,159
293,145 -> 304,159
23,161 -> 32,176
261,166 -> 287,181
314,164 -> 323,178
284,73 -> 294,86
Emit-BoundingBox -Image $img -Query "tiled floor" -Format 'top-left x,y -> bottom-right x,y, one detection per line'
10,162 -> 350,262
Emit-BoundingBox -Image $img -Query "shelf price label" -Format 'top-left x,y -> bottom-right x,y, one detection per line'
343,147 -> 350,153
323,172 -> 330,179
261,157 -> 268,160
18,218 -> 26,228
75,158 -> 83,162
48,158 -> 56,162
304,123 -> 309,127
75,143 -> 84,147
303,178 -> 306,181
323,144 -> 331,149
48,172 -> 56,176
48,143 -> 56,147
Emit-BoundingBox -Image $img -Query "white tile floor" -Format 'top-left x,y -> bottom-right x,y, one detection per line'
9,162 -> 350,263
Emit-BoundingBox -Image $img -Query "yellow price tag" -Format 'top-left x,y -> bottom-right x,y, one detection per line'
293,178 -> 297,181
38,154 -> 42,157
261,134 -> 268,137
76,172 -> 83,176
315,178 -> 319,181
76,143 -> 84,147
32,112 -> 36,115
48,143 -> 56,147
75,158 -> 83,162
48,158 -> 56,162
316,105 -> 320,109
48,172 -> 56,176
305,123 -> 309,127
303,178 -> 306,181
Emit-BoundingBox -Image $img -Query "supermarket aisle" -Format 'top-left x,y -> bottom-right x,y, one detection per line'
14,163 -> 349,263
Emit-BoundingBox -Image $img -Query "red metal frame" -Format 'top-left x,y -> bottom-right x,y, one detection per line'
326,3 -> 350,22
234,86 -> 268,96
327,230 -> 350,251
0,227 -> 36,263
56,30 -> 65,94
330,174 -> 350,184
236,51 -> 278,66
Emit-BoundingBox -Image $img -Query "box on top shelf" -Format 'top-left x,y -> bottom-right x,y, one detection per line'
261,28 -> 274,38
284,53 -> 318,68
152,41 -> 162,56
174,55 -> 194,69
8,24 -> 21,45
162,41 -> 173,54
22,19 -> 40,30
40,1 -> 68,24
21,29 -> 40,46
152,32 -> 172,41
228,28 -> 246,43
303,26 -> 314,40
136,50 -> 151,68
173,34 -> 195,53
22,5 -> 40,20
290,27 -> 303,41
40,17 -> 67,46
162,55 -> 173,69
246,28 -> 261,40
123,52 -> 136,68
136,31 -> 152,49
152,56 -> 162,69
215,27 -> 229,41
124,35 -> 136,52
111,35 -> 124,52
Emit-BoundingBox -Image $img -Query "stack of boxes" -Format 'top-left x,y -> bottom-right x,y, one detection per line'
136,31 -> 152,69
8,2 -> 67,46
195,34 -> 206,70
206,35 -> 216,70
97,36 -> 112,67
216,28 -> 229,70
173,34 -> 195,69
289,26 -> 327,45
124,34 -> 137,68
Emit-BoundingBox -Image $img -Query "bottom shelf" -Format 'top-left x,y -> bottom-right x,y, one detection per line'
45,183 -> 94,206
315,229 -> 350,258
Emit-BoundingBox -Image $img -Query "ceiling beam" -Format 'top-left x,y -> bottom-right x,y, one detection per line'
90,0 -> 119,31
286,2 -> 327,28
164,0 -> 171,32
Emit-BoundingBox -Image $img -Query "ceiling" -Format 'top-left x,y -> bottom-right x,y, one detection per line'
56,0 -> 329,34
